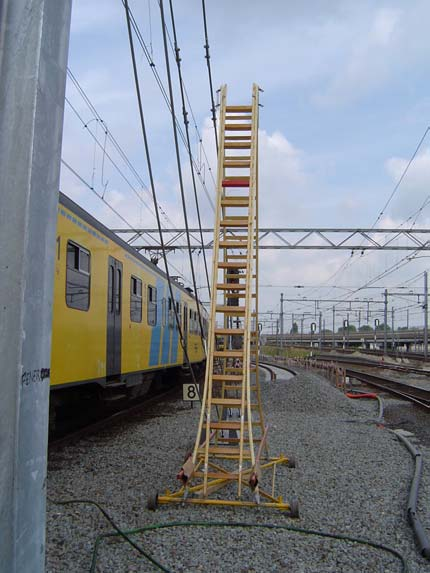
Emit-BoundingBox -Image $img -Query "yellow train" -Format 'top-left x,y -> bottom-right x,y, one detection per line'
50,192 -> 207,402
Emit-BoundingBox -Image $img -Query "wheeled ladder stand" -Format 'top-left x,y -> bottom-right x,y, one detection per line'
152,85 -> 297,513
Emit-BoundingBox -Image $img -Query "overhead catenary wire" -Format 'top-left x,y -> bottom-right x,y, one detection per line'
123,0 -> 202,388
158,0 -> 207,342
120,0 -> 216,211
201,0 -> 218,154
167,0 -> 211,302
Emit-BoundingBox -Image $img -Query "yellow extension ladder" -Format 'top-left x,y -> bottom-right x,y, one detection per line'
154,85 -> 297,512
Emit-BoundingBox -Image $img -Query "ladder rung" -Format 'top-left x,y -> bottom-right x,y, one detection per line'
225,142 -> 251,149
217,284 -> 247,290
222,178 -> 250,187
224,161 -> 251,168
218,262 -> 247,269
213,350 -> 244,358
224,156 -> 251,161
221,197 -> 249,207
199,446 -> 252,458
220,220 -> 249,227
225,115 -> 252,121
226,105 -> 252,113
225,293 -> 256,298
225,124 -> 252,131
211,398 -> 243,405
225,135 -> 252,141
225,274 -> 245,279
215,328 -> 245,335
212,374 -> 243,382
219,241 -> 250,248
208,421 -> 242,430
215,306 -> 245,315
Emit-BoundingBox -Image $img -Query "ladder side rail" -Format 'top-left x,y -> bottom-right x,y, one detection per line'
238,89 -> 259,495
201,84 -> 228,496
193,85 -> 226,462
252,83 -> 266,442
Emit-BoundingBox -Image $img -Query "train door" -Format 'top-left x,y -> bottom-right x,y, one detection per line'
106,256 -> 122,379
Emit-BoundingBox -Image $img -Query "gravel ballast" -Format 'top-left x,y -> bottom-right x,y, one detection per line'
46,368 -> 430,572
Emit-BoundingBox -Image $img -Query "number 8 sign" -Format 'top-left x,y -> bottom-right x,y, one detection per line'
183,383 -> 199,401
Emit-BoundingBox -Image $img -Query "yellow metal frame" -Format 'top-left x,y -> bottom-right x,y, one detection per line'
157,85 -> 294,511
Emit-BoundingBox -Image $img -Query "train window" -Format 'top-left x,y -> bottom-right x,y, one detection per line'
115,269 -> 122,314
108,265 -> 114,313
130,276 -> 142,323
147,285 -> 157,326
66,241 -> 90,311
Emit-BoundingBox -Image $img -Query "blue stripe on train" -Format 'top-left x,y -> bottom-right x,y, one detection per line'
149,278 -> 165,367
170,290 -> 181,363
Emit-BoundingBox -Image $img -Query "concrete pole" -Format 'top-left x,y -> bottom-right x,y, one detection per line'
300,316 -> 304,344
407,308 -> 409,330
318,311 -> 322,349
391,307 -> 395,350
384,289 -> 388,354
332,306 -> 335,348
358,310 -> 361,331
0,2 -> 72,571
424,271 -> 428,360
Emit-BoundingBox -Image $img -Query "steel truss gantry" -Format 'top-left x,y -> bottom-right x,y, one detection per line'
154,85 -> 296,513
111,227 -> 430,252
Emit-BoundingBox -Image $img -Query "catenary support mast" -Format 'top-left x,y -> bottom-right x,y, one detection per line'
0,1 -> 72,570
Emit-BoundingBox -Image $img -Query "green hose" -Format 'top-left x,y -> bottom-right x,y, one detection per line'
50,499 -> 410,573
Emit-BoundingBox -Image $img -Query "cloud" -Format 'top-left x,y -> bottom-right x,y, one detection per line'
314,7 -> 402,106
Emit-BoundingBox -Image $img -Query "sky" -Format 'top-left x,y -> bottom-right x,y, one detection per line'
61,0 -> 430,334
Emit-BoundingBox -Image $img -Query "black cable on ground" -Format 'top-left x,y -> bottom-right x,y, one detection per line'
49,498 -> 410,573
123,0 -> 201,394
49,499 -> 169,573
393,430 -> 430,559
90,516 -> 408,572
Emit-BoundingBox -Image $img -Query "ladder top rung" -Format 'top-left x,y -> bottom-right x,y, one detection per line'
226,105 -> 252,112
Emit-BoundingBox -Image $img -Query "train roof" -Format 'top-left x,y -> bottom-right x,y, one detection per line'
59,192 -> 203,304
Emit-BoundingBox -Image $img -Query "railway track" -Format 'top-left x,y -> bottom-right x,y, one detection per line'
314,353 -> 430,377
345,368 -> 430,410
49,385 -> 182,449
